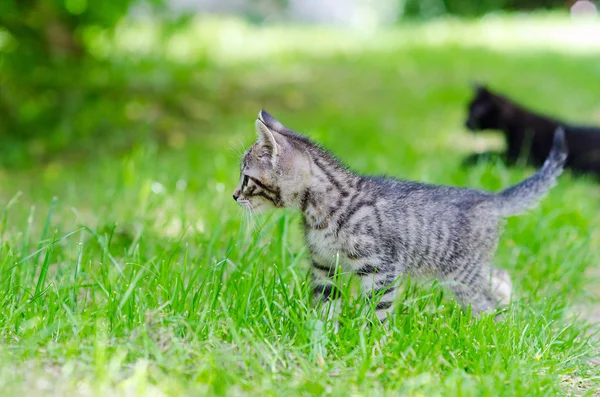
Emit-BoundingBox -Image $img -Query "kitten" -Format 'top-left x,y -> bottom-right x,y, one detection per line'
465,84 -> 600,176
234,110 -> 567,323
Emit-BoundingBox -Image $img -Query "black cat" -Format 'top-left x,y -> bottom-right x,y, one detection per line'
465,84 -> 600,177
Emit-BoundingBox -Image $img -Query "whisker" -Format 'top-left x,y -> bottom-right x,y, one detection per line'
248,203 -> 264,232
235,206 -> 249,240
248,205 -> 258,231
245,206 -> 256,233
236,201 -> 257,233
229,138 -> 248,161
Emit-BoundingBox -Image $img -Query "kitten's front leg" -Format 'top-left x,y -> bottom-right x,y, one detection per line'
357,266 -> 399,323
311,260 -> 342,329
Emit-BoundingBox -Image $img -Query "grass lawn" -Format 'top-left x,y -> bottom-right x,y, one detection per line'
1,13 -> 600,396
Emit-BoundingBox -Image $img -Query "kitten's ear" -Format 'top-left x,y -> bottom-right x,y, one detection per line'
258,109 -> 286,132
255,110 -> 283,166
470,81 -> 488,94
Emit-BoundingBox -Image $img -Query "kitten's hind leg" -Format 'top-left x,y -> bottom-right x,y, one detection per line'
451,284 -> 496,318
446,267 -> 497,318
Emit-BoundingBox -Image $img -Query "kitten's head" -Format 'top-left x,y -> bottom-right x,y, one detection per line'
233,110 -> 311,212
465,84 -> 506,132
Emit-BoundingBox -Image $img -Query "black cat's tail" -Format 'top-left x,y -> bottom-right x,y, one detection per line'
496,127 -> 568,217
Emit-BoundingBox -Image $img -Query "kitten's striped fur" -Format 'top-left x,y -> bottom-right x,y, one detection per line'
233,110 -> 567,322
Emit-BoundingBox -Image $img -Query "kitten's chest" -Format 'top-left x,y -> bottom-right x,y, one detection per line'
305,225 -> 372,269
305,227 -> 345,264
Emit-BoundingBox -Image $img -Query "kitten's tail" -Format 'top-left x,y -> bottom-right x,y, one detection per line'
496,127 -> 568,217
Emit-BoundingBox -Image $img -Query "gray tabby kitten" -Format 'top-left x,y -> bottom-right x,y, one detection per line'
233,110 -> 567,322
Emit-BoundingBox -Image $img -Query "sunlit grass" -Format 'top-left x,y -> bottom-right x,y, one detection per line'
1,14 -> 600,396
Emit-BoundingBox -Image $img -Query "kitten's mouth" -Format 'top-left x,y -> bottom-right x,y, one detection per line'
239,199 -> 265,213
238,198 -> 276,214
237,198 -> 252,209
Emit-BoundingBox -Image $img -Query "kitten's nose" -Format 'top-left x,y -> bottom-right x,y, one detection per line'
233,193 -> 239,201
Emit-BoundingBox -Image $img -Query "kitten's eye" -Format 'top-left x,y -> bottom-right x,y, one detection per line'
242,175 -> 249,188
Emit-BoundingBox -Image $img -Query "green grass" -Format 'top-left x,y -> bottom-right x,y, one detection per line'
1,14 -> 600,396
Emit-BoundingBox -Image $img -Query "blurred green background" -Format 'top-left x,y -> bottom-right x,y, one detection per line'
0,0 -> 595,168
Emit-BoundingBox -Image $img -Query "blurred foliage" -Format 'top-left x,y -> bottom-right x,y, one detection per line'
0,0 -> 576,168
400,0 -> 569,18
0,0 -> 152,58
0,0 -> 181,167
